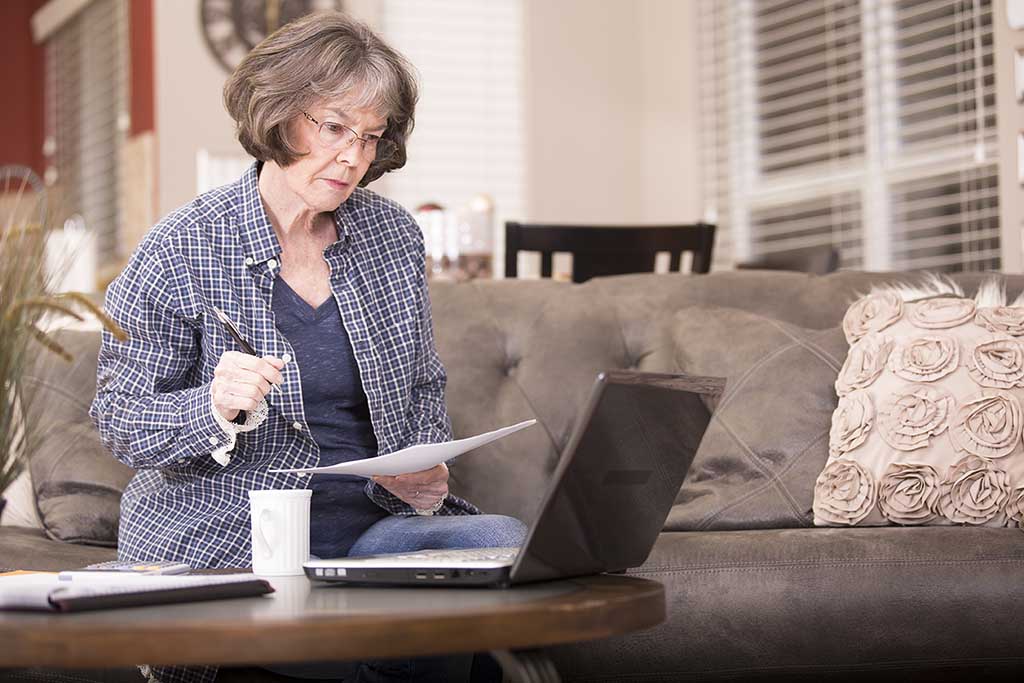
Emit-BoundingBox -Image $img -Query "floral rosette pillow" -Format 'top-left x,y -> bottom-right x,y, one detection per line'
814,282 -> 1024,527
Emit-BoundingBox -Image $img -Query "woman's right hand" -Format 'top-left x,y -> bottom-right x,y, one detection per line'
211,352 -> 285,421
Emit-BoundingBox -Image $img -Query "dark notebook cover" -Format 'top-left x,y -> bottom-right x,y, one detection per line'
0,572 -> 274,612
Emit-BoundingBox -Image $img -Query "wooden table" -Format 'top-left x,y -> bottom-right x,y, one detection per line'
0,573 -> 664,682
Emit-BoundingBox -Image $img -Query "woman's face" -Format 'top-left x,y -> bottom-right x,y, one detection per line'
280,99 -> 388,211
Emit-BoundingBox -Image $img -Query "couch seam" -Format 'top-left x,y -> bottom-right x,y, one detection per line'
690,324 -> 843,529
593,279 -> 633,367
633,555 -> 1024,571
699,400 -> 819,527
704,341 -> 795,414
695,427 -> 825,530
629,557 -> 1024,575
762,316 -> 845,371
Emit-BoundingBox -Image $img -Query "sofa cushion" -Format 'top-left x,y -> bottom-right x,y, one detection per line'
815,287 -> 1024,527
666,307 -> 848,531
429,272 -> 1024,525
548,526 -> 1024,681
21,329 -> 133,546
0,526 -> 117,571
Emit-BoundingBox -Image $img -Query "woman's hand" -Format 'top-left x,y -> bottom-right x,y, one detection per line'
211,352 -> 284,421
372,462 -> 449,510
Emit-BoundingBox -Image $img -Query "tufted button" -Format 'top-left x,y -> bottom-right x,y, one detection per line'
504,358 -> 520,376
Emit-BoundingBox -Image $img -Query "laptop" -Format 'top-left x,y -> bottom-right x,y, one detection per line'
304,370 -> 724,587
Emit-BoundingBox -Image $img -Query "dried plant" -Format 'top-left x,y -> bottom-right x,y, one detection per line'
0,165 -> 127,498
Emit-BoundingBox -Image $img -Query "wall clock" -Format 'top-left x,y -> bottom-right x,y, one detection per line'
200,0 -> 345,73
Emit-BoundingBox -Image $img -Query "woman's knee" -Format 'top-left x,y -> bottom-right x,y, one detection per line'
468,514 -> 528,548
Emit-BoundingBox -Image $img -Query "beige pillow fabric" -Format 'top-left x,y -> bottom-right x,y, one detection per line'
815,283 -> 1024,527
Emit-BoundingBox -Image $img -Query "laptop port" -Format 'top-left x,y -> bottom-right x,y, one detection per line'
415,572 -> 428,580
433,573 -> 446,580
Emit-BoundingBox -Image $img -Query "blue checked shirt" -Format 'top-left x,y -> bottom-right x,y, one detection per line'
91,162 -> 479,575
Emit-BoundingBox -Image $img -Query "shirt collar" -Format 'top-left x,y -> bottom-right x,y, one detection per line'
236,161 -> 282,266
235,161 -> 355,265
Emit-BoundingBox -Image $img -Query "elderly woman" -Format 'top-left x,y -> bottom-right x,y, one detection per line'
90,12 -> 521,683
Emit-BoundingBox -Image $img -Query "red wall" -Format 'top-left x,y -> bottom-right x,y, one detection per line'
129,0 -> 154,136
0,0 -> 47,177
0,0 -> 154,179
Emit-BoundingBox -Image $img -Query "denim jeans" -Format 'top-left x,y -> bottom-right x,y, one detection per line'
348,513 -> 528,557
262,513 -> 527,682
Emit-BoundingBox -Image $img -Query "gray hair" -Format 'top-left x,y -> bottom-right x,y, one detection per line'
223,11 -> 418,185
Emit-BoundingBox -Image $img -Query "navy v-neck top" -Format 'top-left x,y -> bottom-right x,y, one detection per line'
271,277 -> 389,558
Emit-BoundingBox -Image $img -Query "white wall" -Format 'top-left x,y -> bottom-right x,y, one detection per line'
522,0 -> 701,224
154,0 -> 702,225
155,0 -> 236,217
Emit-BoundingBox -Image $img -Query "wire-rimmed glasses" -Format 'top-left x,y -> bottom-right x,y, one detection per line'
302,111 -> 397,161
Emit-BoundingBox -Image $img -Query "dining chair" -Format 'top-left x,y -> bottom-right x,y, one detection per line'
504,222 -> 715,283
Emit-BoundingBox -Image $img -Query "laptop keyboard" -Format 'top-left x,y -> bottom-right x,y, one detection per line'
381,547 -> 519,562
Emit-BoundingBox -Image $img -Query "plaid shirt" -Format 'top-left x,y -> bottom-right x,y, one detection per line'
91,163 -> 478,683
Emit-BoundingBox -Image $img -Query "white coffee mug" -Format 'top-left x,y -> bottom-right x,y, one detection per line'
248,489 -> 312,576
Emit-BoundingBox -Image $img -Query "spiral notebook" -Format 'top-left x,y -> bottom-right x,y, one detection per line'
0,571 -> 273,612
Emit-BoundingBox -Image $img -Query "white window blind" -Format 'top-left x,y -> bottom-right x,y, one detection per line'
42,0 -> 129,276
378,0 -> 525,271
701,0 -> 1000,272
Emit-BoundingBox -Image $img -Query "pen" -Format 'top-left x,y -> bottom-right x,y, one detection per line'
211,306 -> 283,395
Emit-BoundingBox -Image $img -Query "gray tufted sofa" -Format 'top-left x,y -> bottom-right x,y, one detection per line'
4,270 -> 1024,681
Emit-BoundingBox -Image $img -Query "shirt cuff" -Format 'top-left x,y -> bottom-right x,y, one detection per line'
182,384 -> 236,462
207,395 -> 269,466
414,496 -> 447,516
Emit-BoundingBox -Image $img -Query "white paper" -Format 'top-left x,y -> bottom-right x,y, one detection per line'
0,574 -> 60,610
269,419 -> 537,477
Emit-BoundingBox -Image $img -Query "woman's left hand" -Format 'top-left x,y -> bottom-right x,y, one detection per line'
372,463 -> 449,510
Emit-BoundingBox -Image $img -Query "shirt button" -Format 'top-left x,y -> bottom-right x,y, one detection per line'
244,257 -> 254,266
208,436 -> 219,445
267,258 -> 278,270
292,421 -> 303,431
281,352 -> 292,364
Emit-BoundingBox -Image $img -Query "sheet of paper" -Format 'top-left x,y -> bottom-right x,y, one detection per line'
269,419 -> 537,477
0,573 -> 60,610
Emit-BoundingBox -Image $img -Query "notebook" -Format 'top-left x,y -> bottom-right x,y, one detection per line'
305,370 -> 724,587
0,571 -> 273,612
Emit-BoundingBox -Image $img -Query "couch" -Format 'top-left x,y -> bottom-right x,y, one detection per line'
4,270 -> 1024,682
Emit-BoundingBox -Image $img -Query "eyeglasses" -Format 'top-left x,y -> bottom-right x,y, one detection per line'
302,111 -> 397,161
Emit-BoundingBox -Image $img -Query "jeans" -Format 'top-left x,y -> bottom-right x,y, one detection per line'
348,513 -> 528,557
262,513 -> 527,682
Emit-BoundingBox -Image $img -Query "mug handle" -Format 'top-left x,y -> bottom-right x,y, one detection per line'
254,507 -> 276,560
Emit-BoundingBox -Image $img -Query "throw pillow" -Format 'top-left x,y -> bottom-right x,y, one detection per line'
814,278 -> 1024,527
665,306 -> 849,531
21,329 -> 134,546
0,470 -> 44,529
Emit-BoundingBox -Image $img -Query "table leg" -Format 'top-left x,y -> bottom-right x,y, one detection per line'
489,649 -> 561,683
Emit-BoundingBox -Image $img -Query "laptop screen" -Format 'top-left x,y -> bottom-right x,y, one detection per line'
509,371 -> 724,584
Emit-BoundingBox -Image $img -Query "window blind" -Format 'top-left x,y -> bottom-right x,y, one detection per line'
701,0 -> 1000,273
377,0 -> 525,273
42,0 -> 128,278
